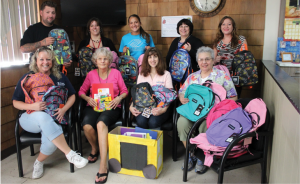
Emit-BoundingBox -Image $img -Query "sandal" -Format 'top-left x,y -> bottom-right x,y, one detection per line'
88,151 -> 99,163
95,170 -> 109,184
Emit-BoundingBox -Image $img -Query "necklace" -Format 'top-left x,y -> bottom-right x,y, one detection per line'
91,37 -> 102,49
97,68 -> 109,83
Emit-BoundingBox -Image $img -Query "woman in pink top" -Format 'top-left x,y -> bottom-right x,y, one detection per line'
78,47 -> 128,183
130,47 -> 173,129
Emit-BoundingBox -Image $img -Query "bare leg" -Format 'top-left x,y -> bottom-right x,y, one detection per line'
182,141 -> 186,148
52,134 -> 71,155
95,121 -> 108,182
37,152 -> 49,162
83,124 -> 98,162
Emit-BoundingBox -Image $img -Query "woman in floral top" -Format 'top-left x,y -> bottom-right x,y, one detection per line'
177,46 -> 237,174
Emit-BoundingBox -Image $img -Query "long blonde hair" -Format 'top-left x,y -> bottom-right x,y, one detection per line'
29,46 -> 61,79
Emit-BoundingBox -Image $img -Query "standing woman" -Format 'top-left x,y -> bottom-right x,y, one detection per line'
213,16 -> 248,97
129,47 -> 173,129
119,14 -> 155,60
77,17 -> 118,54
166,19 -> 204,73
78,47 -> 128,183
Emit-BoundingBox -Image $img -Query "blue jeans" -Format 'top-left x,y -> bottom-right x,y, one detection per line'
135,107 -> 172,130
19,111 -> 63,155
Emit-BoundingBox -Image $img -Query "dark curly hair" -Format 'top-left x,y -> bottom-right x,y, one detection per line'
40,1 -> 57,11
213,16 -> 239,49
140,47 -> 166,77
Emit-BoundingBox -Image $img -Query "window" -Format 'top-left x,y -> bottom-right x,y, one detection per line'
1,0 -> 38,67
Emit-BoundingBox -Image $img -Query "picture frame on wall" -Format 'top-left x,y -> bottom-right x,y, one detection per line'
280,40 -> 286,48
281,52 -> 293,62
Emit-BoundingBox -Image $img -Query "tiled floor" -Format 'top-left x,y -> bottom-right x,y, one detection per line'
1,132 -> 261,184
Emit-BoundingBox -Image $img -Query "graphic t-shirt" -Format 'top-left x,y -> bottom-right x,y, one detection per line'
119,33 -> 155,60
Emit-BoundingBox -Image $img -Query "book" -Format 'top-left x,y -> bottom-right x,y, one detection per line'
92,83 -> 114,112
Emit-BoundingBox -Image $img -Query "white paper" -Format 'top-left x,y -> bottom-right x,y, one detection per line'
283,54 -> 292,61
161,16 -> 193,37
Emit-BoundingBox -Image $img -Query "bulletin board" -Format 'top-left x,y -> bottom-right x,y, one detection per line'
161,16 -> 193,37
276,37 -> 300,61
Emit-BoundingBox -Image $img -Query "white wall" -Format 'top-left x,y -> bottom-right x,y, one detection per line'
262,0 -> 282,61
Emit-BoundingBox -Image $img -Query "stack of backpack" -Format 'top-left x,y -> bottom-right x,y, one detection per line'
190,98 -> 267,167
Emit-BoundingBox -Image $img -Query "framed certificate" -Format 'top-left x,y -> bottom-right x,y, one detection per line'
281,52 -> 293,62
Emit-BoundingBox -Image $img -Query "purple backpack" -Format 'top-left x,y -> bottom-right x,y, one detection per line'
42,86 -> 68,125
206,107 -> 252,147
152,85 -> 177,108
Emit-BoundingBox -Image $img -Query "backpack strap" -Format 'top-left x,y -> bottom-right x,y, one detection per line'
249,112 -> 260,127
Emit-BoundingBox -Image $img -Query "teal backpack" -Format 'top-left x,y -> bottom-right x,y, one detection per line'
176,84 -> 215,122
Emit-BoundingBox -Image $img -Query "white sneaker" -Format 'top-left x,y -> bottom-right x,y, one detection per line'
66,150 -> 88,168
32,159 -> 44,179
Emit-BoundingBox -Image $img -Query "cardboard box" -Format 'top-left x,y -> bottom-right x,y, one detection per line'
108,126 -> 163,179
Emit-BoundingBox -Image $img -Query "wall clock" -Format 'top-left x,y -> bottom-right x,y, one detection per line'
189,0 -> 226,17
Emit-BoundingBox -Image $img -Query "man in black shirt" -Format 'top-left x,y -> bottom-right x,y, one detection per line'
20,1 -> 72,67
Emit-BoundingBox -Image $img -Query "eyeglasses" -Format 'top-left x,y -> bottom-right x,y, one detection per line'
197,57 -> 212,63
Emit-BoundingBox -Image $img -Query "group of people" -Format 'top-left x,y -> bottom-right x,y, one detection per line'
13,1 -> 248,183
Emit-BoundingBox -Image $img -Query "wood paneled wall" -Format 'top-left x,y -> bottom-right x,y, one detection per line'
1,0 -> 266,153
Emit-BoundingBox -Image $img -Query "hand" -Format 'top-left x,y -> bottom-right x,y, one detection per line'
183,42 -> 191,52
130,106 -> 141,117
179,95 -> 189,104
152,107 -> 164,116
41,37 -> 55,46
123,46 -> 129,53
109,96 -> 122,109
31,102 -> 47,111
145,46 -> 151,50
86,97 -> 97,108
215,55 -> 222,65
53,108 -> 67,123
63,60 -> 72,67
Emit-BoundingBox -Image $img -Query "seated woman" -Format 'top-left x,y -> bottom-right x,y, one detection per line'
166,18 -> 204,72
12,47 -> 88,179
213,16 -> 248,97
129,47 -> 173,129
177,46 -> 237,174
77,17 -> 118,53
78,47 -> 128,183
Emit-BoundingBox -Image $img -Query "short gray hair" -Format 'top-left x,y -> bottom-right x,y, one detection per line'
196,46 -> 215,61
91,47 -> 113,65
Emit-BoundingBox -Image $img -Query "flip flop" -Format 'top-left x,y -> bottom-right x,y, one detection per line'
88,151 -> 99,163
95,170 -> 109,184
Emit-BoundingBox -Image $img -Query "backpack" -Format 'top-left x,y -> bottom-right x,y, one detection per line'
118,51 -> 139,87
138,54 -> 144,74
169,48 -> 192,83
152,85 -> 177,108
206,99 -> 241,129
78,47 -> 96,77
131,82 -> 157,113
176,84 -> 215,122
110,51 -> 119,69
244,98 -> 267,132
232,50 -> 258,86
42,86 -> 68,125
21,72 -> 55,114
206,107 -> 252,147
202,80 -> 226,105
48,29 -> 72,65
214,64 -> 231,77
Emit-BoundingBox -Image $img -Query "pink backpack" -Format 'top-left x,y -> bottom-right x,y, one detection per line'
206,99 -> 241,129
245,98 -> 267,133
202,80 -> 226,105
214,65 -> 231,77
105,47 -> 119,69
138,54 -> 144,73
190,133 -> 248,167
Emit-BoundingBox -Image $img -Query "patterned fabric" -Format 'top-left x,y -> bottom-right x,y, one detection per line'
179,68 -> 237,98
152,85 -> 177,108
48,29 -> 72,64
216,35 -> 246,71
131,82 -> 156,112
118,55 -> 138,87
42,86 -> 68,125
79,47 -> 96,76
169,48 -> 192,83
21,73 -> 55,114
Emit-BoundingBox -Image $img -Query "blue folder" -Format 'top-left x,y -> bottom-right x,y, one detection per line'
135,127 -> 158,140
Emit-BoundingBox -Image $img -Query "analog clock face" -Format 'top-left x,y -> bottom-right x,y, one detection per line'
194,0 -> 221,13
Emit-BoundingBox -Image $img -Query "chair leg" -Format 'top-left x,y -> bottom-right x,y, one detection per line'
68,128 -> 75,173
261,161 -> 267,183
172,129 -> 177,161
16,142 -> 24,177
218,168 -> 224,184
183,142 -> 190,182
77,123 -> 83,155
73,126 -> 78,151
30,145 -> 35,156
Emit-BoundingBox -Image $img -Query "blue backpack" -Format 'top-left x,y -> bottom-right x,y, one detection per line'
42,86 -> 68,125
176,84 -> 215,122
118,50 -> 139,87
169,48 -> 192,83
152,85 -> 177,108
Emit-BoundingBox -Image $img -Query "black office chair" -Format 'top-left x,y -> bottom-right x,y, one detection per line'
127,99 -> 179,161
15,108 -> 77,177
76,97 -> 126,155
182,98 -> 273,183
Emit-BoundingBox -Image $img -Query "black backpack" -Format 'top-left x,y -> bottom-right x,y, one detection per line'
232,50 -> 258,86
131,82 -> 157,113
78,47 -> 96,77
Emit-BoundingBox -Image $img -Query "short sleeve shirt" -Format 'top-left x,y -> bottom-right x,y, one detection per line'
137,70 -> 173,89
